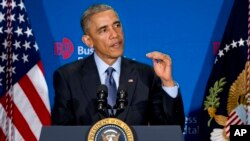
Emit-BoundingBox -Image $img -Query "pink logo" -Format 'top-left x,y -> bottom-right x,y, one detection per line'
54,38 -> 74,59
213,42 -> 220,55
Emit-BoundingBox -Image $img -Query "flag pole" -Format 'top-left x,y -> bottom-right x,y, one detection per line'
246,0 -> 250,125
5,0 -> 14,140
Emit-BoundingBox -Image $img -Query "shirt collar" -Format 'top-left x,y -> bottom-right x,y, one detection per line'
94,53 -> 121,75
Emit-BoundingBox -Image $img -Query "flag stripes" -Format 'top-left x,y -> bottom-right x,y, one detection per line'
0,62 -> 51,140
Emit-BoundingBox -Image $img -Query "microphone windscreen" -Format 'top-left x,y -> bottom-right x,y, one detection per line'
97,84 -> 108,93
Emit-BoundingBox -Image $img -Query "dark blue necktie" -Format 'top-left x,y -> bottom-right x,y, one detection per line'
105,67 -> 117,108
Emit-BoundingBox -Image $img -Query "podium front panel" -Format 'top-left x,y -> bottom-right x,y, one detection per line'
40,125 -> 184,141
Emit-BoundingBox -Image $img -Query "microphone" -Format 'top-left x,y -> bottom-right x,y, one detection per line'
96,85 -> 108,117
115,85 -> 128,116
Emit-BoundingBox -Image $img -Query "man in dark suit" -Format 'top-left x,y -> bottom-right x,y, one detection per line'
51,4 -> 185,128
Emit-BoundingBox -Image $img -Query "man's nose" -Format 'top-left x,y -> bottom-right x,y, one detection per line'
110,28 -> 118,39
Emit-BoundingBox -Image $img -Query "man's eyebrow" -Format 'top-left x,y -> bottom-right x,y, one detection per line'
97,25 -> 107,32
96,20 -> 121,32
113,20 -> 121,25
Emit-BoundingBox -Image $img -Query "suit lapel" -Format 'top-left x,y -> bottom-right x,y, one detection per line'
79,55 -> 103,119
80,55 -> 101,100
117,58 -> 137,121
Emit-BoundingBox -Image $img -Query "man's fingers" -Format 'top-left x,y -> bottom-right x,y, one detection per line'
146,51 -> 172,63
146,51 -> 162,59
165,54 -> 172,62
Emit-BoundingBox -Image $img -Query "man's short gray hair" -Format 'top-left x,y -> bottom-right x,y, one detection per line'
80,4 -> 117,34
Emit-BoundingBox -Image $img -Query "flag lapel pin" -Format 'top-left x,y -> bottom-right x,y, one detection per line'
128,79 -> 134,83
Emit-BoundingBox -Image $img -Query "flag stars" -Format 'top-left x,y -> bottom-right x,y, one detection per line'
0,12 -> 5,22
2,39 -> 8,48
11,1 -> 17,10
34,42 -> 38,51
7,14 -> 15,22
238,38 -> 245,46
214,57 -> 218,64
216,38 -> 247,64
23,40 -> 31,50
18,14 -> 24,23
231,40 -> 237,48
0,0 -> 7,9
13,67 -> 16,74
0,78 -> 2,86
15,26 -> 23,36
13,40 -> 21,50
218,50 -> 224,58
246,39 -> 250,46
22,54 -> 28,63
18,1 -> 25,10
4,27 -> 12,34
7,67 -> 16,74
24,27 -> 33,38
224,44 -> 230,52
0,53 -> 6,62
0,27 -> 3,34
0,65 -> 5,74
12,53 -> 19,63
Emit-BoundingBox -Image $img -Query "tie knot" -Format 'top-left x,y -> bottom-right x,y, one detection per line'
106,67 -> 115,75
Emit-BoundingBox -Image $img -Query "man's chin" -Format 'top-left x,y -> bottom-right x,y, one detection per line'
110,52 -> 123,59
112,50 -> 123,56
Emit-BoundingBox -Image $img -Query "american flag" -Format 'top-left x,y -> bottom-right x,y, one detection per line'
0,0 -> 51,140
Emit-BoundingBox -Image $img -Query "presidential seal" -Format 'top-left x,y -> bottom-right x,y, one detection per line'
87,118 -> 134,141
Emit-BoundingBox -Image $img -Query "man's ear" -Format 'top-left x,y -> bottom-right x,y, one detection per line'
82,35 -> 93,48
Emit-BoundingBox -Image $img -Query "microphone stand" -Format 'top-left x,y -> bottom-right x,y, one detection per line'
114,89 -> 128,117
97,85 -> 109,118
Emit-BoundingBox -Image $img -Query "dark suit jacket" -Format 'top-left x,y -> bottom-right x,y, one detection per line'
52,55 -> 185,128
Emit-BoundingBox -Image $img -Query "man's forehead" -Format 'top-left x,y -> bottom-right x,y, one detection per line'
89,10 -> 119,23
